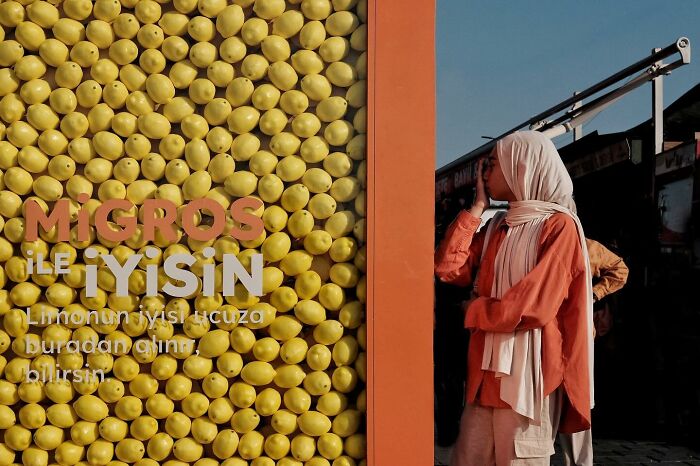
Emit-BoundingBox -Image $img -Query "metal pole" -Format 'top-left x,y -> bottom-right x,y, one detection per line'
541,67 -> 662,139
652,47 -> 664,155
572,91 -> 583,141
437,37 -> 690,176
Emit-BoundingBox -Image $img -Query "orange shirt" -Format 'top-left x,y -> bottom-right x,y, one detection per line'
435,210 -> 591,433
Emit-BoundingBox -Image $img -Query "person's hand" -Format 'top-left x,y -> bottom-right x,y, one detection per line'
470,158 -> 489,217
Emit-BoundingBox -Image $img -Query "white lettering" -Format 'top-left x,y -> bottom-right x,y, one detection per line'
54,253 -> 70,274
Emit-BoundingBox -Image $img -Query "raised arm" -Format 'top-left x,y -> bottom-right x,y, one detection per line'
434,210 -> 486,286
465,214 -> 586,332
434,159 -> 490,287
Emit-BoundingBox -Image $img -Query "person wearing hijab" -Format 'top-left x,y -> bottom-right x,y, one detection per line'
435,131 -> 594,465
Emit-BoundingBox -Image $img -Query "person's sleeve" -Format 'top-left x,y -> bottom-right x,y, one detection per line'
434,210 -> 485,287
465,216 -> 584,332
591,241 -> 629,300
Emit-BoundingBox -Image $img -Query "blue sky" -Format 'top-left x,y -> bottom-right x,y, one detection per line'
437,1 -> 700,168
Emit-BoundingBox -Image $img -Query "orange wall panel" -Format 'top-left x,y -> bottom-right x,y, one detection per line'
366,0 -> 436,464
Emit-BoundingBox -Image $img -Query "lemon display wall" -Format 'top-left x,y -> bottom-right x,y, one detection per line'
0,0 -> 434,464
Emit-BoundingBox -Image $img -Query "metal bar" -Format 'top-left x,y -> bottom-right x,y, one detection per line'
544,55 -> 685,140
438,61 -> 672,172
437,37 -> 691,175
539,60 -> 676,132
541,58 -> 676,138
572,91 -> 583,141
515,37 -> 689,131
652,47 -> 664,155
542,100 -> 615,139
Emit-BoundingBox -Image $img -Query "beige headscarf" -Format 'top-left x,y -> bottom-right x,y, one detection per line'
480,131 -> 594,423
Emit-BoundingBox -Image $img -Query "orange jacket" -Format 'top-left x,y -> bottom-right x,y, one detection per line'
435,210 -> 591,433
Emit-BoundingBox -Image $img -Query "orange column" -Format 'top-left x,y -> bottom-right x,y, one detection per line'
366,0 -> 435,465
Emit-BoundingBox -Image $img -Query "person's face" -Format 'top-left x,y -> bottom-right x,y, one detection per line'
483,149 -> 516,201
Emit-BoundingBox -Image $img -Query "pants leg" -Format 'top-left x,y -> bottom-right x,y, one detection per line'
450,402 -> 496,466
492,388 -> 563,466
559,430 -> 593,466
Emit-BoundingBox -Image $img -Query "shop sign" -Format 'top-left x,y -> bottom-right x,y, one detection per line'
565,139 -> 631,179
655,141 -> 698,176
435,160 -> 478,200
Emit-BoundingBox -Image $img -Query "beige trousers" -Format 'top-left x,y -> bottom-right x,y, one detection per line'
559,430 -> 593,466
450,389 -> 562,466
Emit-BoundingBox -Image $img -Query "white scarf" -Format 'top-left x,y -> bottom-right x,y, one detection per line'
479,132 -> 594,423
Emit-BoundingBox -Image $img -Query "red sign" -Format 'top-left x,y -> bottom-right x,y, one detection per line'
435,160 -> 478,201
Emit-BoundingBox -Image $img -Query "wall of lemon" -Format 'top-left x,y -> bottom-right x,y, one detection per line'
0,0 -> 414,464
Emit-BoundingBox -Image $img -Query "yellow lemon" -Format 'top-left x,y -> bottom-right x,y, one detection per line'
300,20 -> 327,49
